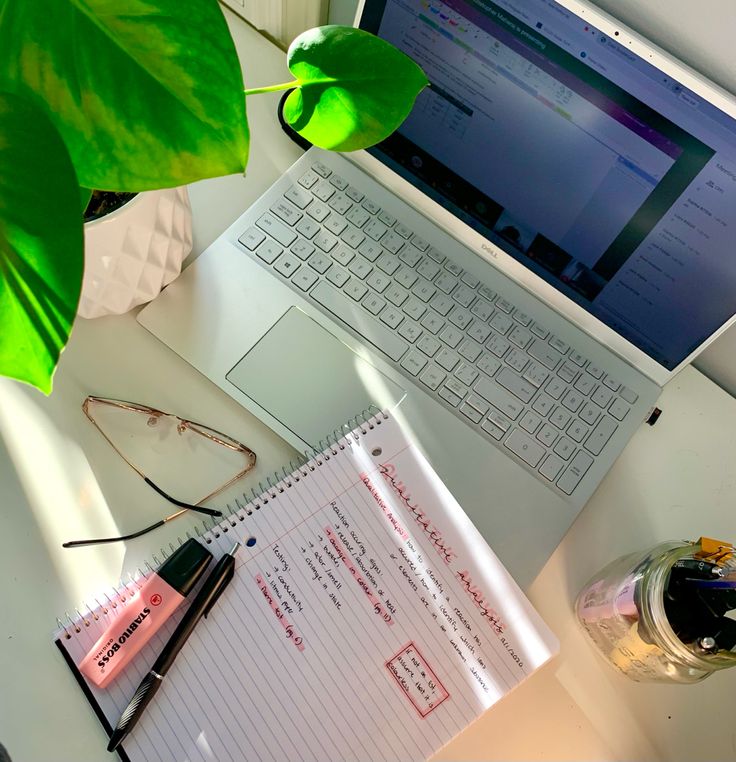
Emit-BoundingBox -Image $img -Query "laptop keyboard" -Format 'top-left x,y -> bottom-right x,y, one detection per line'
237,160 -> 640,497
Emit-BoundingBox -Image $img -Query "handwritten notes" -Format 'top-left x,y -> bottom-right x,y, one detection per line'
61,414 -> 556,762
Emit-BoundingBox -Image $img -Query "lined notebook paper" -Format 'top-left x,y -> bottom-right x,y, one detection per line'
55,411 -> 557,762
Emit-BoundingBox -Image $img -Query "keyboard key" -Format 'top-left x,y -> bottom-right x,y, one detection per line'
481,419 -> 505,440
377,253 -> 401,276
513,309 -> 532,326
398,319 -> 422,343
609,397 -> 630,421
549,335 -> 569,354
537,423 -> 558,447
426,246 -> 446,264
496,298 -> 515,314
435,272 -> 458,294
620,386 -> 639,404
550,406 -> 572,430
603,374 -> 621,391
345,185 -> 363,203
545,376 -> 566,400
326,266 -> 349,288
344,280 -> 368,302
296,217 -> 320,239
430,292 -> 454,316
445,261 -> 463,276
505,348 -> 528,374
348,257 -> 373,280
452,284 -> 476,308
461,272 -> 479,288
362,293 -> 386,315
400,351 -> 427,377
445,376 -> 468,400
466,394 -> 490,416
358,239 -> 383,261
532,393 -> 554,417
399,246 -> 422,267
579,401 -> 600,426
496,367 -> 536,403
567,420 -> 589,443
403,298 -> 427,321
270,199 -> 302,226
362,198 -> 380,215
417,259 -> 440,280
367,270 -> 390,293
306,202 -> 330,223
455,363 -> 479,387
460,403 -> 483,424
529,338 -> 562,370
487,409 -> 512,432
329,173 -> 348,190
313,180 -> 335,202
557,451 -> 594,495
449,307 -> 472,330
346,205 -> 370,228
417,335 -> 441,357
504,429 -> 545,468
385,284 -> 409,307
509,325 -> 533,349
297,169 -> 319,188
324,214 -> 347,236
395,266 -> 418,290
523,362 -> 549,388
472,299 -> 494,322
539,454 -> 565,481
473,377 -> 523,420
421,311 -> 445,335
477,353 -> 501,378
311,161 -> 331,178
314,231 -> 338,253
440,327 -> 464,354
458,339 -> 482,363
256,213 -> 297,247
382,231 -> 406,254
256,240 -> 282,264
331,245 -> 355,267
291,239 -> 315,261
378,210 -> 396,226
468,321 -> 492,345
530,321 -> 549,339
239,227 -> 266,251
490,312 -> 513,334
394,223 -> 413,239
574,374 -> 596,395
591,385 -> 613,408
561,389 -> 584,413
420,364 -> 446,391
412,279 -> 437,303
292,268 -> 318,291
553,437 -> 575,460
584,416 -> 618,456
557,362 -> 579,384
486,333 -> 510,358
586,362 -> 604,379
311,283 -> 408,361
520,410 -> 542,434
439,386 -> 463,407
380,307 -> 403,329
478,285 -> 496,302
342,227 -> 366,249
274,253 -> 300,278
285,185 -> 312,209
308,252 -> 332,274
436,348 -> 460,372
569,351 -> 587,367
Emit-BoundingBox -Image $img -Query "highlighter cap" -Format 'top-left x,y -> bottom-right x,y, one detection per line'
157,538 -> 212,596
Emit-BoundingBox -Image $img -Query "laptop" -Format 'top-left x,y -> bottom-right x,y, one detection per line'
138,0 -> 736,586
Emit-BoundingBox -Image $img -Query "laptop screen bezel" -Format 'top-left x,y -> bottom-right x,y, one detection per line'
349,0 -> 736,388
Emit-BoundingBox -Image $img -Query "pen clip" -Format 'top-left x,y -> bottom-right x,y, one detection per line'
203,562 -> 235,618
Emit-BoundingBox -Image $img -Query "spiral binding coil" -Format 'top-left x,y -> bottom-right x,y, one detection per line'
57,408 -> 389,640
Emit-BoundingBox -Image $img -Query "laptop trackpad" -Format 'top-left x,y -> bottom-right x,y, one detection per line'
226,307 -> 406,448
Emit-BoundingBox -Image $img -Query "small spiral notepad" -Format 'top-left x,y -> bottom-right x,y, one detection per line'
55,410 -> 557,762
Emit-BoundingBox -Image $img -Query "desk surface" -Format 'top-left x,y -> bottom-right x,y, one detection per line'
1,11 -> 735,762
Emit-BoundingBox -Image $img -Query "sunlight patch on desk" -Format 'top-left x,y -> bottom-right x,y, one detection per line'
0,381 -> 123,603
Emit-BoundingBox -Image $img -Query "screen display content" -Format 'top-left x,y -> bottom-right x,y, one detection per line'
362,0 -> 736,370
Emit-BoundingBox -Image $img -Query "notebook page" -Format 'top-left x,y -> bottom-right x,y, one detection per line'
57,413 -> 557,762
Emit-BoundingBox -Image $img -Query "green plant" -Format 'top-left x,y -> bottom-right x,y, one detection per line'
0,0 -> 427,393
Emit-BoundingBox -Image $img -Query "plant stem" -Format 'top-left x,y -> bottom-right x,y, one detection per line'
243,80 -> 299,96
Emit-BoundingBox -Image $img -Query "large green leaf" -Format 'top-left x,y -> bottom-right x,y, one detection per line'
0,0 -> 248,191
0,91 -> 84,394
282,26 -> 428,151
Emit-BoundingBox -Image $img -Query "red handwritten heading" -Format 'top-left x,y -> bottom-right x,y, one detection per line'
455,569 -> 505,634
378,463 -> 458,566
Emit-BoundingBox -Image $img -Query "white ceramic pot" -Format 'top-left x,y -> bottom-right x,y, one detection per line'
78,187 -> 193,319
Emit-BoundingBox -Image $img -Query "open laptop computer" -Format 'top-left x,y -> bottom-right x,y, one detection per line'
138,0 -> 736,586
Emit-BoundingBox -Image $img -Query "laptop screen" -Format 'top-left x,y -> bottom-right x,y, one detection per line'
360,0 -> 736,371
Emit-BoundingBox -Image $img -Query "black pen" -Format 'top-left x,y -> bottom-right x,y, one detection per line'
107,542 -> 241,753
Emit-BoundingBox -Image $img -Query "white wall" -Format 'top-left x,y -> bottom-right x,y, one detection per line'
329,0 -> 736,395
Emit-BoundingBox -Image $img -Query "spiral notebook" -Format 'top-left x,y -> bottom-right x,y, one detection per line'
54,410 -> 558,762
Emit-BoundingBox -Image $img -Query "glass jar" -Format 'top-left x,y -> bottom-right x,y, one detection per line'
576,541 -> 736,683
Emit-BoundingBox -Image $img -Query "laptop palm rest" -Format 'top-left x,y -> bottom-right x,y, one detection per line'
226,307 -> 406,448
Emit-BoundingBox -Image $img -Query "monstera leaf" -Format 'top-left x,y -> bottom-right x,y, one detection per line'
0,0 -> 248,191
0,92 -> 84,394
280,26 -> 428,151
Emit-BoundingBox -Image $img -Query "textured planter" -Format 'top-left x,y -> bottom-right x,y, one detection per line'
78,187 -> 193,318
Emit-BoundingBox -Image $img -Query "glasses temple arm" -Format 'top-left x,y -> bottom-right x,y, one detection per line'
143,478 -> 222,517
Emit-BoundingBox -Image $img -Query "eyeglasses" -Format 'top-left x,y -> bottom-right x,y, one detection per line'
63,396 -> 257,548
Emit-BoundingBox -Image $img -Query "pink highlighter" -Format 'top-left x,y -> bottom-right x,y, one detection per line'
79,538 -> 212,688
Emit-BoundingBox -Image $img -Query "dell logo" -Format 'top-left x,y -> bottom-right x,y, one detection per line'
481,243 -> 498,258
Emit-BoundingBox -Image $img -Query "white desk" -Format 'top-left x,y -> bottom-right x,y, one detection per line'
1,11 -> 735,762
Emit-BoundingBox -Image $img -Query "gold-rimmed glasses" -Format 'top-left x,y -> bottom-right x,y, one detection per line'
63,396 -> 257,547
